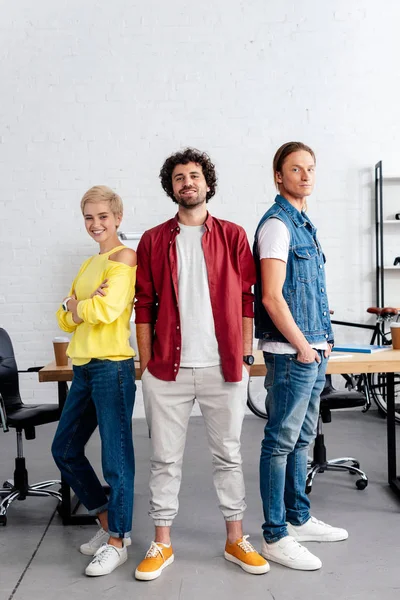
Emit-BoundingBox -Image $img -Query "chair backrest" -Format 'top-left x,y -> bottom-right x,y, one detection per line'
0,328 -> 23,412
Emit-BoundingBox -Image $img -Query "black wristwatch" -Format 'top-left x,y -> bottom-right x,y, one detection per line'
243,355 -> 255,366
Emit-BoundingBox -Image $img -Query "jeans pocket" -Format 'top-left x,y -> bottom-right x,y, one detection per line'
292,356 -> 317,367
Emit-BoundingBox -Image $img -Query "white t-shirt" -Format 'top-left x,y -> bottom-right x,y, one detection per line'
176,223 -> 221,367
257,218 -> 328,355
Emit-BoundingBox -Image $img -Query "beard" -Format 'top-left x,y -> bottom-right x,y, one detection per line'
174,188 -> 207,209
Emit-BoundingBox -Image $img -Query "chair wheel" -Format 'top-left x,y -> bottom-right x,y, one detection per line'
0,515 -> 7,526
3,480 -> 13,489
305,485 -> 312,495
356,479 -> 368,490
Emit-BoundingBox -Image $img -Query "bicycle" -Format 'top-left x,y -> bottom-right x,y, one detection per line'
247,306 -> 400,423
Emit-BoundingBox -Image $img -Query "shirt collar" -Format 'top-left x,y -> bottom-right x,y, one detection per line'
172,211 -> 213,231
274,194 -> 314,231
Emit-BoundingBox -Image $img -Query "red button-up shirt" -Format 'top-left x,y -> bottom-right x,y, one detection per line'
135,213 -> 256,382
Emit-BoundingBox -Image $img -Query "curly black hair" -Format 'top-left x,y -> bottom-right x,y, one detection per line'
159,147 -> 217,203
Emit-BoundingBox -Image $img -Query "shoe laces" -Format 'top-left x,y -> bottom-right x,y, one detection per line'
145,541 -> 164,560
238,535 -> 256,554
91,544 -> 118,565
89,528 -> 107,545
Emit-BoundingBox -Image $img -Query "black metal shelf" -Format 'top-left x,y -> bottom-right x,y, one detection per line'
375,161 -> 400,312
375,161 -> 383,307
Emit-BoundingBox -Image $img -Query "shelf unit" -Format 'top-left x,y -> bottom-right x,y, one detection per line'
375,161 -> 400,307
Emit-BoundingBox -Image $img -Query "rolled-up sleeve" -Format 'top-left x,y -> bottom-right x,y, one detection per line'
238,227 -> 256,318
135,232 -> 156,324
56,282 -> 79,333
77,263 -> 136,325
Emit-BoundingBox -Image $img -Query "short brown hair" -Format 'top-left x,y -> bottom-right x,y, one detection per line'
273,142 -> 316,186
80,185 -> 123,216
159,147 -> 217,203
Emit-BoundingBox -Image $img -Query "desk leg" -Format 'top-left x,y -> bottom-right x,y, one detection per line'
56,381 -> 98,525
386,372 -> 400,497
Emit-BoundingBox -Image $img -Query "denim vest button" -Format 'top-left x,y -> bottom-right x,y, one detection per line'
323,311 -> 327,316
321,287 -> 324,292
319,264 -> 323,268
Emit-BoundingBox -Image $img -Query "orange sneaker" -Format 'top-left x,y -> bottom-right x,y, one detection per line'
225,535 -> 270,574
135,541 -> 174,581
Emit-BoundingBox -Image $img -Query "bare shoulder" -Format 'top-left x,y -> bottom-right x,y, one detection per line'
109,247 -> 137,267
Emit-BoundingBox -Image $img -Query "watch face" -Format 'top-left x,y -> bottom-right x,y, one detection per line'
244,355 -> 254,365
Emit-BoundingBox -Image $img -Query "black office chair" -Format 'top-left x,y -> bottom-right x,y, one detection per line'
0,328 -> 62,525
306,374 -> 369,493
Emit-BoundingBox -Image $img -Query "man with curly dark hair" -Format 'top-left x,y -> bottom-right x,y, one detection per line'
134,148 -> 269,580
159,147 -> 217,204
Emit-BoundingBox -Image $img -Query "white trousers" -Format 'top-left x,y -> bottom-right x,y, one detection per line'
142,365 -> 249,526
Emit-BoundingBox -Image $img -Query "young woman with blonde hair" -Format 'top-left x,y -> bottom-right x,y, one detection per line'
52,185 -> 137,577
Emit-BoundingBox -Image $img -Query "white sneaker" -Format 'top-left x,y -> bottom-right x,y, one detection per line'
287,516 -> 348,542
80,527 -> 131,556
261,536 -> 322,570
85,543 -> 127,576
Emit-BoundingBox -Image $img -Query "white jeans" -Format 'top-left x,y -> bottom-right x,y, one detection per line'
142,365 -> 249,526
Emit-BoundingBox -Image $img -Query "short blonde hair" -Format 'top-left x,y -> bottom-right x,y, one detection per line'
80,185 -> 123,216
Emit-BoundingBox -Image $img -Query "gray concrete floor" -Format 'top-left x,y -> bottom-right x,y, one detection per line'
0,410 -> 399,600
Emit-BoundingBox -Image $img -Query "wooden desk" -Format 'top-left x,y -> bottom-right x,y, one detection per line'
39,349 -> 400,523
39,360 -> 142,383
331,349 -> 400,500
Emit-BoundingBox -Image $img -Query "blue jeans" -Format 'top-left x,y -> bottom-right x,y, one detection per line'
51,358 -> 136,539
259,351 -> 327,543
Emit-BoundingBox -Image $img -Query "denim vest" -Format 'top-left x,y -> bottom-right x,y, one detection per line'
253,195 -> 334,345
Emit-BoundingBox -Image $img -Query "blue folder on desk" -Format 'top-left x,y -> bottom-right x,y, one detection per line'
332,344 -> 388,354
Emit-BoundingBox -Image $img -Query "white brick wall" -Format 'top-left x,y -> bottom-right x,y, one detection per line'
1,1 -> 400,412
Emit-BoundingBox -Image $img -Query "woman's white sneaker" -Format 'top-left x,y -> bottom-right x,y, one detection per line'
85,543 -> 127,576
261,536 -> 322,570
287,516 -> 348,542
80,528 -> 131,556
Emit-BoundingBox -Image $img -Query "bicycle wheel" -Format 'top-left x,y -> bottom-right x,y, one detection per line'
247,376 -> 268,419
368,372 -> 400,423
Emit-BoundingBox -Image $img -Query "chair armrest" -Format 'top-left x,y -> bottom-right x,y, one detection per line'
0,393 -> 9,433
18,366 -> 44,373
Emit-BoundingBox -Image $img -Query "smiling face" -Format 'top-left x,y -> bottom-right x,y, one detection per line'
171,162 -> 210,209
275,150 -> 316,204
83,201 -> 122,244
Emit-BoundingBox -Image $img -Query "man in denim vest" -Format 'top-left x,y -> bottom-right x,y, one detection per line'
254,142 -> 348,571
